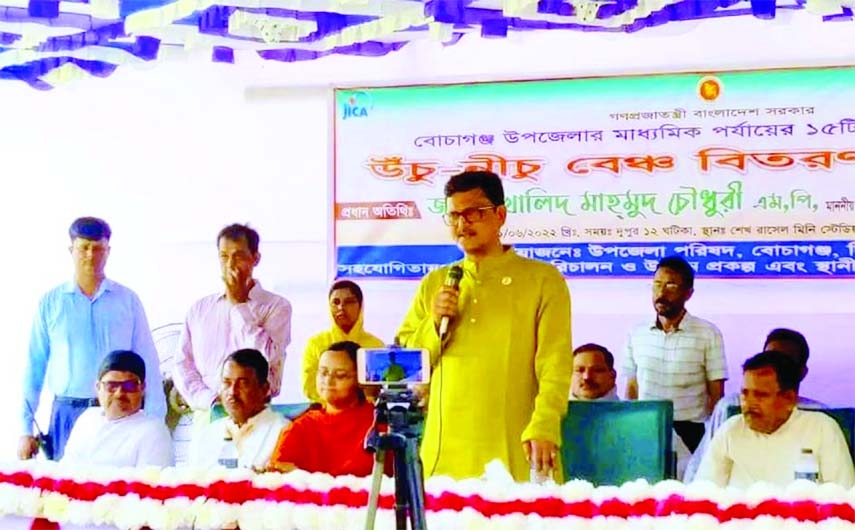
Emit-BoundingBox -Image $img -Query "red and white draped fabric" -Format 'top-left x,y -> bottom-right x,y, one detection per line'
2,460 -> 855,529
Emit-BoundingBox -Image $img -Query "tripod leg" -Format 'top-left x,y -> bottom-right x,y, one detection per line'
393,448 -> 410,530
364,450 -> 386,530
405,438 -> 428,530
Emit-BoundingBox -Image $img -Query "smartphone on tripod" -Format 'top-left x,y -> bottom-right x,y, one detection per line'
357,347 -> 430,386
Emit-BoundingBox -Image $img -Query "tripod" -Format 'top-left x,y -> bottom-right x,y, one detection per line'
364,387 -> 428,530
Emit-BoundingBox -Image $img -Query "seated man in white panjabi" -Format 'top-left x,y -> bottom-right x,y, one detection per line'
695,350 -> 854,488
189,348 -> 290,470
685,327 -> 826,482
62,350 -> 174,468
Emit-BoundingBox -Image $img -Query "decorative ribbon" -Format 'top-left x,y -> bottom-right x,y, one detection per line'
2,464 -> 855,530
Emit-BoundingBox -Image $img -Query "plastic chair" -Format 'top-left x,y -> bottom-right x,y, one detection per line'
211,402 -> 312,422
561,400 -> 674,486
821,409 -> 855,462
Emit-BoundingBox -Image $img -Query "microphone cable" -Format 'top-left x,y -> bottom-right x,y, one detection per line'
427,336 -> 444,478
427,263 -> 461,478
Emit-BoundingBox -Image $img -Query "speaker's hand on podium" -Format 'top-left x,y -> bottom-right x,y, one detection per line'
523,439 -> 558,476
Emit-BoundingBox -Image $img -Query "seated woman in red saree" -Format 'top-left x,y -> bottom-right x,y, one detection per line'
269,340 -> 381,477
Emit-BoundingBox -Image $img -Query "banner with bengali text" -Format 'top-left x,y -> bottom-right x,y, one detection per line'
333,68 -> 855,279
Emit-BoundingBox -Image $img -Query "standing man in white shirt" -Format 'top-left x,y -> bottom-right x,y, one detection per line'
173,224 -> 292,428
63,350 -> 174,468
624,256 -> 727,454
695,350 -> 854,489
190,348 -> 290,470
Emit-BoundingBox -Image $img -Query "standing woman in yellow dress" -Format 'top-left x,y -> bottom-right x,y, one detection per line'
302,281 -> 384,402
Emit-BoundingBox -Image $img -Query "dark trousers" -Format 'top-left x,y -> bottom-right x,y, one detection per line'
674,420 -> 706,453
48,397 -> 98,461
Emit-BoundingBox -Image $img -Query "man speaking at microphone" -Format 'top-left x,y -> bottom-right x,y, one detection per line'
397,170 -> 572,482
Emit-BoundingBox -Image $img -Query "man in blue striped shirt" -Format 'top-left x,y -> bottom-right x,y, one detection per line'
18,217 -> 166,461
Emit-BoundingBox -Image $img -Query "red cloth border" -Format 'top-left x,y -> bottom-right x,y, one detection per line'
4,471 -> 854,523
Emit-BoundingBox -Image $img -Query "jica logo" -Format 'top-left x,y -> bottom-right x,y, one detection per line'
342,91 -> 372,119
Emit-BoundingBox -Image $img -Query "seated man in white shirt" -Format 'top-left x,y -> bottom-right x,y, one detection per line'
685,328 -> 825,481
695,350 -> 854,489
190,348 -> 290,470
62,350 -> 174,468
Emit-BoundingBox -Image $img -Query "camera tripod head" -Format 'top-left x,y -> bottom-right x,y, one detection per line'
365,385 -> 424,453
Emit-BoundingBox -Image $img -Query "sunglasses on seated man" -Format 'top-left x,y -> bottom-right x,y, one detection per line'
98,379 -> 142,393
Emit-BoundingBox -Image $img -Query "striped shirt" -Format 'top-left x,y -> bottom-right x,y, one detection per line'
623,312 -> 727,422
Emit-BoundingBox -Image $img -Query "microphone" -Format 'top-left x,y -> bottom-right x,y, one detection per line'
439,265 -> 463,339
